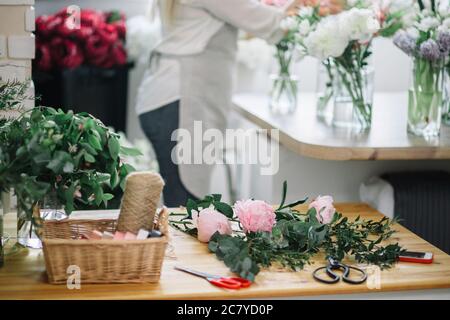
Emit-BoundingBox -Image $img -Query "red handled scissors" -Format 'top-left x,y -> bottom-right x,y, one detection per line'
175,266 -> 252,290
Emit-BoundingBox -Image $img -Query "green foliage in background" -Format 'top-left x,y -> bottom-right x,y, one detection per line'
0,80 -> 31,114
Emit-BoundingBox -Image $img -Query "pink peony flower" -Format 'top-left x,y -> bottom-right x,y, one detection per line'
234,199 -> 276,233
192,208 -> 232,243
308,195 -> 336,224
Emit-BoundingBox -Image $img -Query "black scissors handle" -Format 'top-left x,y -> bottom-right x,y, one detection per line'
342,265 -> 367,284
313,266 -> 340,284
313,258 -> 367,285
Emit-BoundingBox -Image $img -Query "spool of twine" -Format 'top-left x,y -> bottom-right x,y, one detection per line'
117,172 -> 165,233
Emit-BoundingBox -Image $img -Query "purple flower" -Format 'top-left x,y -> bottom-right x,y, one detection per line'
437,31 -> 450,54
419,39 -> 442,61
393,31 -> 417,56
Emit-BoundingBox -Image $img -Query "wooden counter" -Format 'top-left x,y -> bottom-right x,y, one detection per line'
1,204 -> 450,299
232,93 -> 450,161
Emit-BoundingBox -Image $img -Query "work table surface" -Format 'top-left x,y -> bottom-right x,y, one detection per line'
232,93 -> 450,161
1,203 -> 450,299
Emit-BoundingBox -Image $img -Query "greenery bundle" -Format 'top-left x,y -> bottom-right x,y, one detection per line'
170,182 -> 404,281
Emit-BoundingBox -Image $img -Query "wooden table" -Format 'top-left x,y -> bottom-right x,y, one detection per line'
232,93 -> 450,161
1,204 -> 450,299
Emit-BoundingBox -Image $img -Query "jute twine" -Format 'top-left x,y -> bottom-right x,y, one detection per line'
117,172 -> 165,233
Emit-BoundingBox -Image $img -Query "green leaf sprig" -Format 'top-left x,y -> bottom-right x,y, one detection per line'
170,182 -> 405,281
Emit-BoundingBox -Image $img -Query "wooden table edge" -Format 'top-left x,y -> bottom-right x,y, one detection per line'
232,100 -> 450,161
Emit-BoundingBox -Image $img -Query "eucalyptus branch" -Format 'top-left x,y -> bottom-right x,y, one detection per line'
173,182 -> 405,281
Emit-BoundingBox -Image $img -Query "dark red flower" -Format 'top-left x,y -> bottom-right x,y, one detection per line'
56,20 -> 75,38
50,37 -> 84,69
84,34 -> 110,67
74,26 -> 94,41
36,15 -> 63,38
109,20 -> 126,40
80,9 -> 105,29
35,8 -> 127,70
35,41 -> 53,71
111,42 -> 127,66
96,23 -> 119,44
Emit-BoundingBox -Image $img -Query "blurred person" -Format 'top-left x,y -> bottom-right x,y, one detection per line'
137,0 -> 344,206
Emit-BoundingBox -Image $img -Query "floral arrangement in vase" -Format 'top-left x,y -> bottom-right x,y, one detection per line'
393,0 -> 450,137
292,0 -> 415,130
35,8 -> 127,71
262,0 -> 302,115
263,0 -> 347,115
170,182 -> 404,281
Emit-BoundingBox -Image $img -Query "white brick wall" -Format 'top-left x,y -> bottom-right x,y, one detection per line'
0,0 -> 35,109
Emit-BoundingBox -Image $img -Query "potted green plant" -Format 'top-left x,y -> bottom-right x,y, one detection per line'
0,82 -> 141,248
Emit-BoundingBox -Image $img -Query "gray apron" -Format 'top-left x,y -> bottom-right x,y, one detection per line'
176,24 -> 238,197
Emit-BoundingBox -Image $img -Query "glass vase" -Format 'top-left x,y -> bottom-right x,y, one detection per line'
316,59 -> 335,119
332,65 -> 374,131
269,73 -> 299,115
442,69 -> 450,126
408,57 -> 446,137
17,191 -> 66,249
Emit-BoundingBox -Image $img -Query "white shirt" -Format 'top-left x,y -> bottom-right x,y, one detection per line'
136,0 -> 290,116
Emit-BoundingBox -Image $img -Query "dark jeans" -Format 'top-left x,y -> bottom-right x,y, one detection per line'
139,101 -> 197,207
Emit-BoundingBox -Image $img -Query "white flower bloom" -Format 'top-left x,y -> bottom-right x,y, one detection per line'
444,17 -> 450,28
304,16 -> 349,60
298,19 -> 311,36
389,0 -> 414,12
280,16 -> 297,31
439,17 -> 450,31
298,6 -> 313,17
406,26 -> 420,38
416,16 -> 441,32
339,8 -> 380,42
438,0 -> 450,17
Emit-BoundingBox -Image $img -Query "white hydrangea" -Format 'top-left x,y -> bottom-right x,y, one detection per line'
304,16 -> 349,60
339,8 -> 381,42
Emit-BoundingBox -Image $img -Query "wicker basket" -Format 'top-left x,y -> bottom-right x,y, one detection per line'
42,208 -> 169,284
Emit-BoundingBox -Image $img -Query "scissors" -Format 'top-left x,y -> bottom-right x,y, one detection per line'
175,266 -> 252,290
312,257 -> 367,285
